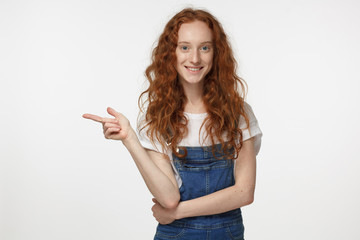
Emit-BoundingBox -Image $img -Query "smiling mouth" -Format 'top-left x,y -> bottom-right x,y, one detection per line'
185,66 -> 203,72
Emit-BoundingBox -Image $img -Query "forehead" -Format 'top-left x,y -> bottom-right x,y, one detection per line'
177,20 -> 213,42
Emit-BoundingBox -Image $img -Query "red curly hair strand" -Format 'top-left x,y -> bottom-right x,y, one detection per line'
138,8 -> 250,159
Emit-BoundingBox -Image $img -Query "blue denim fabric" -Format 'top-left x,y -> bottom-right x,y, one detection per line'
154,144 -> 244,240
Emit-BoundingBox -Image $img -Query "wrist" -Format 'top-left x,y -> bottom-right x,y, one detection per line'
174,201 -> 185,220
122,128 -> 138,147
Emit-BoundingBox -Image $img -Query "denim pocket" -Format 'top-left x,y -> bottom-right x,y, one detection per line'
225,223 -> 244,240
155,224 -> 187,239
181,159 -> 230,171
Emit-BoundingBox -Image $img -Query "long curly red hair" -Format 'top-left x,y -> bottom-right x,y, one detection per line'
138,8 -> 250,159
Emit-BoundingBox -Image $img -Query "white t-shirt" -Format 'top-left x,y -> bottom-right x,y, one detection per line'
137,102 -> 262,188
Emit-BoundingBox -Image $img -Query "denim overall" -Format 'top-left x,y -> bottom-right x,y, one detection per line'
154,144 -> 244,240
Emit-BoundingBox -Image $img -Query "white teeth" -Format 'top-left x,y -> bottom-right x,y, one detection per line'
187,67 -> 201,71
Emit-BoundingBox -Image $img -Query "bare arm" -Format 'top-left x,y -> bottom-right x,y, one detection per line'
151,137 -> 256,224
83,107 -> 180,209
124,136 -> 180,209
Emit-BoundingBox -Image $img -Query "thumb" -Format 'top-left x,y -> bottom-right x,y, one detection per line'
107,107 -> 120,118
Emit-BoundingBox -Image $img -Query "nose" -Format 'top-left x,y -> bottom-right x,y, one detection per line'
190,50 -> 200,65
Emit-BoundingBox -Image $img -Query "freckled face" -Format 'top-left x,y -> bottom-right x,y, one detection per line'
175,21 -> 214,86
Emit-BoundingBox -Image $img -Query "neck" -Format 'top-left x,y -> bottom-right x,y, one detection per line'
181,80 -> 206,113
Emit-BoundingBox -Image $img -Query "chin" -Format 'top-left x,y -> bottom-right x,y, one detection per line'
181,77 -> 204,85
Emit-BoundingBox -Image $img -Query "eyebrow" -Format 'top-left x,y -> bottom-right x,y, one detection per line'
178,41 -> 213,44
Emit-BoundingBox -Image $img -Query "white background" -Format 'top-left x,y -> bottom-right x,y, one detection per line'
1,0 -> 359,239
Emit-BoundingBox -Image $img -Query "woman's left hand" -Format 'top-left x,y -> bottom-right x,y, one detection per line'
151,198 -> 177,224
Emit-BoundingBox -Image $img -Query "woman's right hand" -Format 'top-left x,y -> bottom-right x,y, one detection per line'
83,107 -> 134,142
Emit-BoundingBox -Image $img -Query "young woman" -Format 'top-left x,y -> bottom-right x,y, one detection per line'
83,8 -> 262,240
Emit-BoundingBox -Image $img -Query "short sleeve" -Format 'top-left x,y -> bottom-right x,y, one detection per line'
137,113 -> 166,154
239,102 -> 263,155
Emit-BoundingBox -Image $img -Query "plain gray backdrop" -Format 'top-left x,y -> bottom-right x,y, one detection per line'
1,0 -> 359,239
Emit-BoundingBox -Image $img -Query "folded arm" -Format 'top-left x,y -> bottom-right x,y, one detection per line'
151,137 -> 256,224
175,137 -> 256,218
